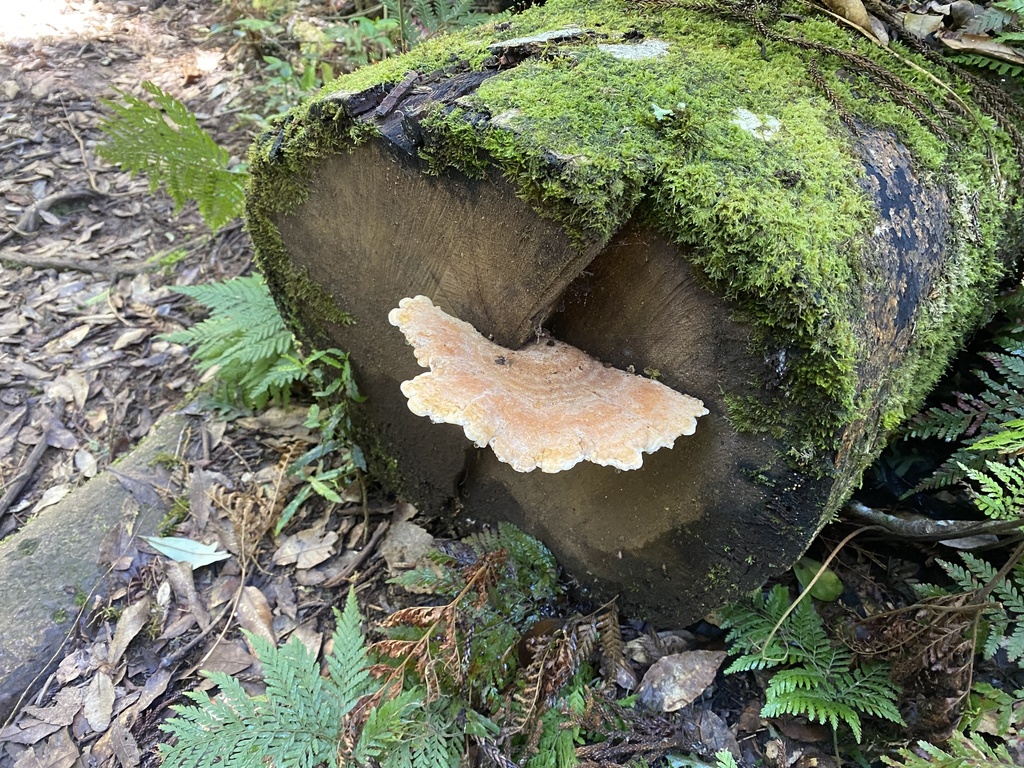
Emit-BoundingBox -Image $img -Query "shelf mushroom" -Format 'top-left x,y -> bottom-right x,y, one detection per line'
388,296 -> 708,473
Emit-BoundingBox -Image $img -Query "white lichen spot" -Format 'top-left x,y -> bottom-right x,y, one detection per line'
597,39 -> 670,60
731,108 -> 782,141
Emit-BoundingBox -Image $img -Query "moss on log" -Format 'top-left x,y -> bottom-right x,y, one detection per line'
247,0 -> 1023,622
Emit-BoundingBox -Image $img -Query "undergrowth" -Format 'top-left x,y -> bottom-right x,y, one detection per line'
952,0 -> 1024,83
97,82 -> 246,231
162,275 -> 299,410
158,526 -> 648,768
719,584 -> 904,744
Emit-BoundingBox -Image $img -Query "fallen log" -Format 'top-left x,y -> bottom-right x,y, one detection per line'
247,0 -> 1024,623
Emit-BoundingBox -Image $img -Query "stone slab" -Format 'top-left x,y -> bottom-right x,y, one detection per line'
0,413 -> 188,723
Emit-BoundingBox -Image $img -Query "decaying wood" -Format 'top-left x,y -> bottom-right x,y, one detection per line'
252,4 -> 1019,623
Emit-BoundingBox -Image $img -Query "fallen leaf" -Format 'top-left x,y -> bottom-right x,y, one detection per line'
43,324 -> 90,355
901,12 -> 945,38
107,596 -> 152,667
110,719 -> 140,768
290,621 -> 323,660
165,560 -> 211,629
112,328 -> 149,351
235,406 -> 310,433
235,585 -> 275,645
44,373 -> 90,410
0,717 -> 64,745
272,527 -> 339,569
142,536 -> 230,569
55,650 -> 94,685
23,687 -> 85,727
11,727 -> 79,768
45,422 -> 76,450
638,650 -> 727,712
937,30 -> 1024,66
83,672 -> 115,732
197,639 -> 255,677
31,484 -> 70,514
74,449 -> 98,478
110,469 -> 164,507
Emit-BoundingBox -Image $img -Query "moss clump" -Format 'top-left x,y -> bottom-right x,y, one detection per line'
247,0 -> 1022,490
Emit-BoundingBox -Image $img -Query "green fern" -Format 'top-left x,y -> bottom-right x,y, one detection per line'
928,553 -> 1024,661
883,731 -> 1019,768
162,275 -> 300,409
961,460 -> 1024,521
905,290 -> 1024,493
97,82 -> 245,231
389,523 -> 562,711
525,667 -> 588,768
719,585 -> 904,742
962,683 -> 1024,738
159,589 -> 476,768
160,589 -> 394,768
381,0 -> 490,48
950,54 -> 1024,80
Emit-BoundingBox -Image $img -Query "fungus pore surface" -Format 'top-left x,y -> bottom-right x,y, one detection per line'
388,296 -> 708,473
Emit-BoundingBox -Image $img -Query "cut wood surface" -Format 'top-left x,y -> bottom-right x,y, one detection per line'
248,0 -> 1023,623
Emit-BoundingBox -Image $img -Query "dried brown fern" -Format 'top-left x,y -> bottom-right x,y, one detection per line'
596,601 -> 638,690
849,594 -> 983,739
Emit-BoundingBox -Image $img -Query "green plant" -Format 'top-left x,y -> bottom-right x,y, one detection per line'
920,552 -> 1024,662
97,82 -> 246,231
162,275 -> 301,410
904,288 -> 1024,493
719,584 -> 904,743
327,17 -> 400,69
381,0 -> 489,50
159,588 -> 456,768
159,528 -> 586,768
275,348 -> 366,533
883,731 -> 1019,768
962,682 -> 1024,738
954,0 -> 1024,80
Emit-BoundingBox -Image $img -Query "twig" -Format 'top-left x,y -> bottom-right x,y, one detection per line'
323,520 -> 389,588
0,189 -> 101,245
843,500 -> 1024,540
158,602 -> 233,669
0,251 -> 152,276
0,402 -> 64,518
62,110 -> 102,196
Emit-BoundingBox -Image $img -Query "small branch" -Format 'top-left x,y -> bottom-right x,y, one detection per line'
0,251 -> 152,276
843,500 -> 1024,540
323,520 -> 389,588
5,189 -> 101,238
0,402 -> 64,518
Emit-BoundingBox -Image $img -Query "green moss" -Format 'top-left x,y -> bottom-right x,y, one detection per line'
247,0 -> 1022,494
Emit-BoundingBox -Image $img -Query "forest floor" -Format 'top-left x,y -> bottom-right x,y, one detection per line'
1,2 -> 1022,768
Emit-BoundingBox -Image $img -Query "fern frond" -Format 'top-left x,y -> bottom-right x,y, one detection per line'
163,275 -> 302,409
97,82 -> 245,231
721,585 -> 902,742
934,554 -> 1024,661
328,587 -> 376,710
883,731 -> 1019,768
950,53 -> 1024,80
159,588 -> 385,768
961,461 -> 1024,521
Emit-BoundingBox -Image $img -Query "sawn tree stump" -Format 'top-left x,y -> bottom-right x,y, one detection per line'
247,0 -> 1024,623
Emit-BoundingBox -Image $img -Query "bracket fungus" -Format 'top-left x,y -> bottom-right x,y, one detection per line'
388,296 -> 708,473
